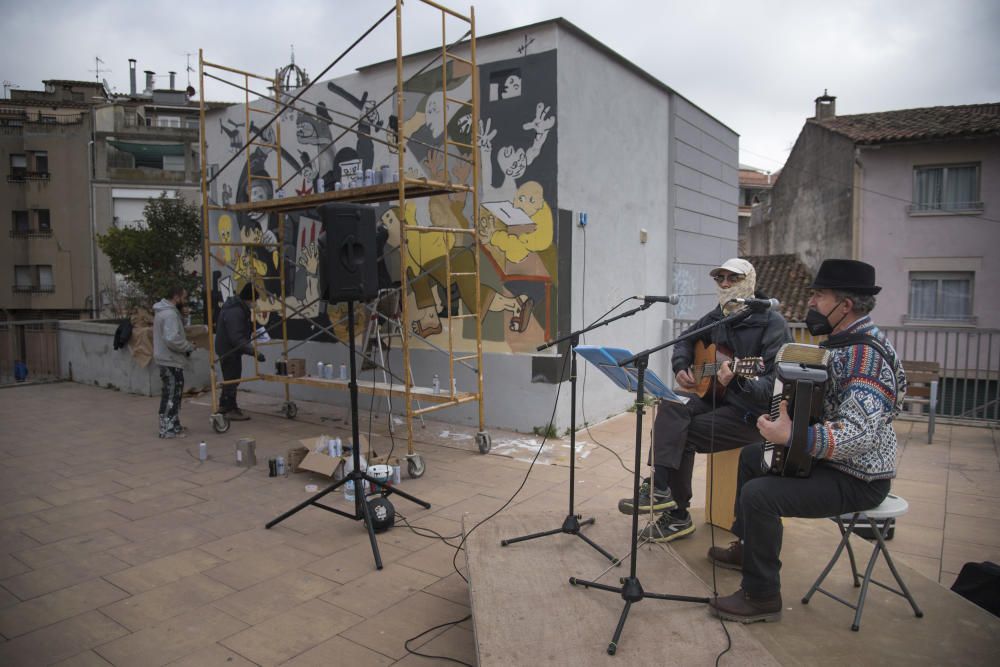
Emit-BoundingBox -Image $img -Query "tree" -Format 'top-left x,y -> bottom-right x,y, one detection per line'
97,193 -> 203,310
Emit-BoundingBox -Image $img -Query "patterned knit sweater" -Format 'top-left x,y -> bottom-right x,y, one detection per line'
806,316 -> 907,481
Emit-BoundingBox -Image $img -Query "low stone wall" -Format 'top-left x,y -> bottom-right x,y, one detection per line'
58,320 -> 211,397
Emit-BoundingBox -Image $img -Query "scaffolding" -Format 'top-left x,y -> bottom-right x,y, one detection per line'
198,0 -> 489,478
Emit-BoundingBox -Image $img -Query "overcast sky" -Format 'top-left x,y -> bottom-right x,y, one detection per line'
3,0 -> 998,170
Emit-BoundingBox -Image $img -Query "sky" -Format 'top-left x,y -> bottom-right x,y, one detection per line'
2,0 -> 998,171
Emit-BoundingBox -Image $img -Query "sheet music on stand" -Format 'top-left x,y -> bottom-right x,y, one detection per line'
575,346 -> 689,404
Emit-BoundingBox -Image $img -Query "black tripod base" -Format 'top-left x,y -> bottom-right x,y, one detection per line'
266,469 -> 431,570
500,514 -> 619,564
569,575 -> 709,655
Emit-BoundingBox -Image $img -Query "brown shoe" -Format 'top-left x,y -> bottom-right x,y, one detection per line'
708,540 -> 743,571
709,589 -> 782,623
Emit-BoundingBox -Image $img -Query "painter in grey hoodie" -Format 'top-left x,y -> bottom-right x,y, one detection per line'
153,288 -> 195,437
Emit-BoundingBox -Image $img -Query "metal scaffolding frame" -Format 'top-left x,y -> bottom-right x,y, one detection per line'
198,0 -> 489,477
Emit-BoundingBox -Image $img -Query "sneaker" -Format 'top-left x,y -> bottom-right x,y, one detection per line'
227,408 -> 250,421
708,588 -> 782,624
638,510 -> 695,543
618,479 -> 677,514
158,430 -> 187,439
707,540 -> 743,571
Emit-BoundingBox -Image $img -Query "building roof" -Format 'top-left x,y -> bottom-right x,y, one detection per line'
743,253 -> 814,322
739,168 -> 779,188
43,79 -> 106,87
809,103 -> 1000,145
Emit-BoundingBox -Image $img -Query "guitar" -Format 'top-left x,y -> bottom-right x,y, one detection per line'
689,341 -> 765,401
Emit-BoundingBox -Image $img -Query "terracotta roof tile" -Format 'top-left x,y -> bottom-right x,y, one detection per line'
810,103 -> 1000,144
743,253 -> 814,322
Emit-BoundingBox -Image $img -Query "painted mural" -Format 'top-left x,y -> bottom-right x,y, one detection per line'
205,49 -> 558,354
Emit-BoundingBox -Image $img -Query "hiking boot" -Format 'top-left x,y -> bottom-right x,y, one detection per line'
227,409 -> 250,421
707,540 -> 743,571
617,479 -> 677,514
708,589 -> 782,623
638,510 -> 695,543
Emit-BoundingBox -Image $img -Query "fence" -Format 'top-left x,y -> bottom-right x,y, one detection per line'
0,320 -> 60,385
672,319 -> 1000,424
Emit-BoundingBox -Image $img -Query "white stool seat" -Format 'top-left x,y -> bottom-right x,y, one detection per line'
839,493 -> 908,521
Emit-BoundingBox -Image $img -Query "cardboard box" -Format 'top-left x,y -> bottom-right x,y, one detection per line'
296,434 -> 369,477
287,358 -> 306,377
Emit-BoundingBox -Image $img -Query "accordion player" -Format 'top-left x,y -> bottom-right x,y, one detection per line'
764,343 -> 831,477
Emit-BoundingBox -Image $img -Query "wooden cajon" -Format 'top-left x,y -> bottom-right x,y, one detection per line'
704,448 -> 741,529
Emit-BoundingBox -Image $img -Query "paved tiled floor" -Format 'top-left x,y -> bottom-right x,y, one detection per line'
0,382 -> 996,665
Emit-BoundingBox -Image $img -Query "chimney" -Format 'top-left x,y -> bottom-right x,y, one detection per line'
129,59 -> 137,95
144,70 -> 154,94
169,71 -> 176,90
815,89 -> 836,120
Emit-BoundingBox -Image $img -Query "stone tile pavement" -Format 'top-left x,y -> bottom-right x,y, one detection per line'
0,382 -> 996,665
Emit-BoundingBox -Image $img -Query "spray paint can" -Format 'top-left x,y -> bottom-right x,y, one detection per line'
432,374 -> 440,395
198,441 -> 207,462
276,456 -> 286,476
339,363 -> 347,380
317,361 -> 324,377
268,457 -> 277,477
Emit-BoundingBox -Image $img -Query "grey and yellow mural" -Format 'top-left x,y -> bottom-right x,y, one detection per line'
205,50 -> 558,354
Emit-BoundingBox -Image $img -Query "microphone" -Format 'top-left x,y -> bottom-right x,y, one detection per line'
638,294 -> 680,305
729,297 -> 780,310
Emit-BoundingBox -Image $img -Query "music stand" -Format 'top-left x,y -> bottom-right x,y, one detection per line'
569,307 -> 758,655
265,301 -> 431,570
499,302 -> 655,563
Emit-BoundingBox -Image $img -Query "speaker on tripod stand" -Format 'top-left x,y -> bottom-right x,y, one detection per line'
320,203 -> 380,302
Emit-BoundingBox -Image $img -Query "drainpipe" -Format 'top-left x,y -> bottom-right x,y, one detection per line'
88,138 -> 98,319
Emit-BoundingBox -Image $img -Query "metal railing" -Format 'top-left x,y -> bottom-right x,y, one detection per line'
672,319 -> 999,423
0,320 -> 60,386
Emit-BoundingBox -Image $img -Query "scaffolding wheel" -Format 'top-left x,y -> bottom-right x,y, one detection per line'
476,431 -> 492,454
282,401 -> 298,419
211,413 -> 230,434
406,455 -> 426,479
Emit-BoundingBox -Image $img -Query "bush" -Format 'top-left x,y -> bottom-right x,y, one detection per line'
97,193 -> 203,308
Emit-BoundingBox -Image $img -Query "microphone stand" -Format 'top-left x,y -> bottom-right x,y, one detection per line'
500,300 -> 657,563
569,305 -> 757,655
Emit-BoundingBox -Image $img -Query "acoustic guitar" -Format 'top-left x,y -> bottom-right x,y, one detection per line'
689,341 -> 765,401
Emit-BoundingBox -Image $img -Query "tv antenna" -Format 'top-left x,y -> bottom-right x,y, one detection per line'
2,80 -> 19,99
89,56 -> 111,81
185,52 -> 195,86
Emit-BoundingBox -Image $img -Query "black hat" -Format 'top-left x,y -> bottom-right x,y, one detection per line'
809,259 -> 881,295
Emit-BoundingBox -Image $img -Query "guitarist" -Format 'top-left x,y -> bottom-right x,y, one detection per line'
619,258 -> 791,542
708,259 -> 907,624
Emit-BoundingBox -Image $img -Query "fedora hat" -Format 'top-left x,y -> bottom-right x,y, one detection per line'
809,259 -> 881,295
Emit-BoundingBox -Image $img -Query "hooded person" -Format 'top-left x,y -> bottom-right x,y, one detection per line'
214,282 -> 265,420
153,286 -> 196,438
615,258 -> 792,544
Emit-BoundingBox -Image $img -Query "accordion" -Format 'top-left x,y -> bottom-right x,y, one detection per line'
765,343 -> 830,478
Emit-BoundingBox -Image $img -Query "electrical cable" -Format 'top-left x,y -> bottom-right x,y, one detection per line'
403,614 -> 474,667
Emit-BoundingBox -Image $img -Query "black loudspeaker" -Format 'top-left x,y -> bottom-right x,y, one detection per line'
319,203 -> 379,303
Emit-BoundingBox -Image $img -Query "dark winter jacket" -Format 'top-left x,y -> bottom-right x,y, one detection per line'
671,305 -> 792,417
214,297 -> 254,359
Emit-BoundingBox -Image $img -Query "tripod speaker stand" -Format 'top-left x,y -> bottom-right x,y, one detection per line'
266,203 -> 431,569
569,307 -> 758,654
500,301 -> 658,563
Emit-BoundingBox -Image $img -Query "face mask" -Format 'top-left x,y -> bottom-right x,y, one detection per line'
805,300 -> 848,336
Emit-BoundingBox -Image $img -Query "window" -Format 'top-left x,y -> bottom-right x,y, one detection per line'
162,155 -> 185,172
12,210 -> 29,235
36,209 -> 51,233
10,153 -> 26,180
39,115 -> 57,124
124,109 -> 138,128
33,151 -> 48,174
912,163 -> 982,213
14,266 -> 33,290
909,271 -> 974,321
37,265 -> 54,291
155,116 -> 181,128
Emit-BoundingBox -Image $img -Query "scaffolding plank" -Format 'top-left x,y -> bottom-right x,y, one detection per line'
257,373 -> 476,404
225,179 -> 472,214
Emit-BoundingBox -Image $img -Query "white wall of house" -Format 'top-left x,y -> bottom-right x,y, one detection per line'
858,137 -> 1000,329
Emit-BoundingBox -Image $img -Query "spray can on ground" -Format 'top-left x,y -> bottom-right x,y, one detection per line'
432,374 -> 440,395
276,456 -> 286,476
198,441 -> 207,462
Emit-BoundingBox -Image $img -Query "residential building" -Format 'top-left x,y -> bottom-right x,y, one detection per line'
747,92 -> 1000,329
737,165 -> 777,255
204,17 -> 739,430
1,64 -> 230,320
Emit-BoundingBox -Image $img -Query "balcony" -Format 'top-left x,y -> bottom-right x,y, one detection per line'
907,201 -> 985,215
11,285 -> 55,293
6,171 -> 49,184
9,229 -> 53,239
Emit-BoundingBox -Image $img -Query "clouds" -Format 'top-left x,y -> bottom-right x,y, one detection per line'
2,0 -> 997,169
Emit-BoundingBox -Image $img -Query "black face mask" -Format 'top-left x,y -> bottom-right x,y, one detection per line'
805,301 -> 848,336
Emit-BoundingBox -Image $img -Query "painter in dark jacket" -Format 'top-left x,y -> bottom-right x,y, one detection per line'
214,283 -> 264,420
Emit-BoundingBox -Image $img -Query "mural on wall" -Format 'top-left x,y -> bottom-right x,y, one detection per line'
205,49 -> 558,354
